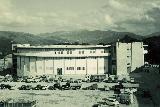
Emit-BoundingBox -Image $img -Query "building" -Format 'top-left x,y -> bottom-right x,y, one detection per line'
0,54 -> 12,71
12,42 -> 147,77
12,44 -> 111,77
111,42 -> 148,75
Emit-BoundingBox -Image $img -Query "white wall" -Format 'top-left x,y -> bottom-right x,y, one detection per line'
97,57 -> 105,74
116,43 -> 128,75
131,42 -> 144,71
116,42 -> 145,75
17,57 -> 108,76
17,56 -> 22,77
36,57 -> 44,75
75,59 -> 86,74
87,58 -> 97,74
29,57 -> 36,76
45,58 -> 53,75
64,58 -> 76,75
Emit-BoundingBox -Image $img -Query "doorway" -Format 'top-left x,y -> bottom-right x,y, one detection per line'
57,68 -> 62,75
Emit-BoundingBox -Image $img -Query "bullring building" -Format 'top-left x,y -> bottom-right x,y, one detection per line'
12,44 -> 110,77
12,42 -> 147,77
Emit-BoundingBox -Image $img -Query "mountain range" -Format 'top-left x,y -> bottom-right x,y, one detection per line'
0,30 -> 160,64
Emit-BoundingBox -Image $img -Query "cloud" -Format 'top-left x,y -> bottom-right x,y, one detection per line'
0,0 -> 160,35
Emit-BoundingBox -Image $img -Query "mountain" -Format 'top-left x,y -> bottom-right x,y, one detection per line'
0,31 -> 60,58
0,30 -> 143,58
38,30 -> 143,44
145,31 -> 160,38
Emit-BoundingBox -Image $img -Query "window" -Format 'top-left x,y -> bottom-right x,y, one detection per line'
55,52 -> 56,54
61,51 -> 63,54
104,50 -> 107,53
67,51 -> 69,54
70,51 -> 72,54
70,67 -> 74,70
67,67 -> 74,70
101,51 -> 104,53
77,67 -> 81,70
82,51 -> 84,54
90,51 -> 92,53
93,51 -> 95,53
127,63 -> 130,65
82,67 -> 85,70
79,51 -> 81,54
66,67 -> 69,70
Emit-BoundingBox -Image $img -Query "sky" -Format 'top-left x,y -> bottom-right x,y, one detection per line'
0,0 -> 160,35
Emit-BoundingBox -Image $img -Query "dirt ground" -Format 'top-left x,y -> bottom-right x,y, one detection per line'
0,89 -> 153,107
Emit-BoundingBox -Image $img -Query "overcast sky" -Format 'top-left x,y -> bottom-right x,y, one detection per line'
0,0 -> 160,35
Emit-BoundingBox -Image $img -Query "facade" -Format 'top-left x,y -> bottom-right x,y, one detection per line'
12,42 -> 147,77
111,42 -> 148,75
12,44 -> 110,77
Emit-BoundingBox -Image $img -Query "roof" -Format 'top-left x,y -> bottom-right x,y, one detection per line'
15,44 -> 111,49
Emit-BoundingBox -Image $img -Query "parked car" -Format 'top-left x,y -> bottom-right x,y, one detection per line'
48,85 -> 56,90
60,81 -> 71,90
0,84 -> 13,90
25,78 -> 35,83
83,75 -> 91,82
70,80 -> 82,90
82,83 -> 98,90
32,84 -> 48,90
18,85 -> 33,90
90,75 -> 106,82
102,98 -> 119,106
103,77 -> 113,83
3,74 -> 13,82
53,81 -> 62,90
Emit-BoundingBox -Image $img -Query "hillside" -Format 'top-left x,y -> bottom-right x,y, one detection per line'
38,30 -> 143,44
0,31 -> 60,58
0,30 -> 143,58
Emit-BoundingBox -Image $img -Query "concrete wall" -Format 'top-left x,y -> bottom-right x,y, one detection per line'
16,57 -> 108,77
75,59 -> 86,74
115,42 -> 145,75
131,42 -> 144,71
116,42 -> 128,75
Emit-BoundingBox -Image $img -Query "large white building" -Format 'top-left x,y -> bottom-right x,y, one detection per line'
12,42 -> 147,77
111,42 -> 148,75
12,44 -> 110,77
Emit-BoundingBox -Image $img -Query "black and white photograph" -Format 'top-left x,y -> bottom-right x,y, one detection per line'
0,0 -> 160,107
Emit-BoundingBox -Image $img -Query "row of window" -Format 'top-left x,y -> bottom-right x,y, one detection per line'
66,67 -> 85,70
18,65 -> 86,71
17,50 -> 107,54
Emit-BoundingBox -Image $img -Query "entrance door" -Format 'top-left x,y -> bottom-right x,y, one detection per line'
57,68 -> 62,75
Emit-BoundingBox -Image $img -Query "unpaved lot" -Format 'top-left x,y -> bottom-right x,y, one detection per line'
0,90 -> 146,107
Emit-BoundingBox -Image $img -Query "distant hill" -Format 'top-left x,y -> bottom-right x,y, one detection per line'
0,30 -> 144,58
38,30 -> 143,44
0,31 -> 60,58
